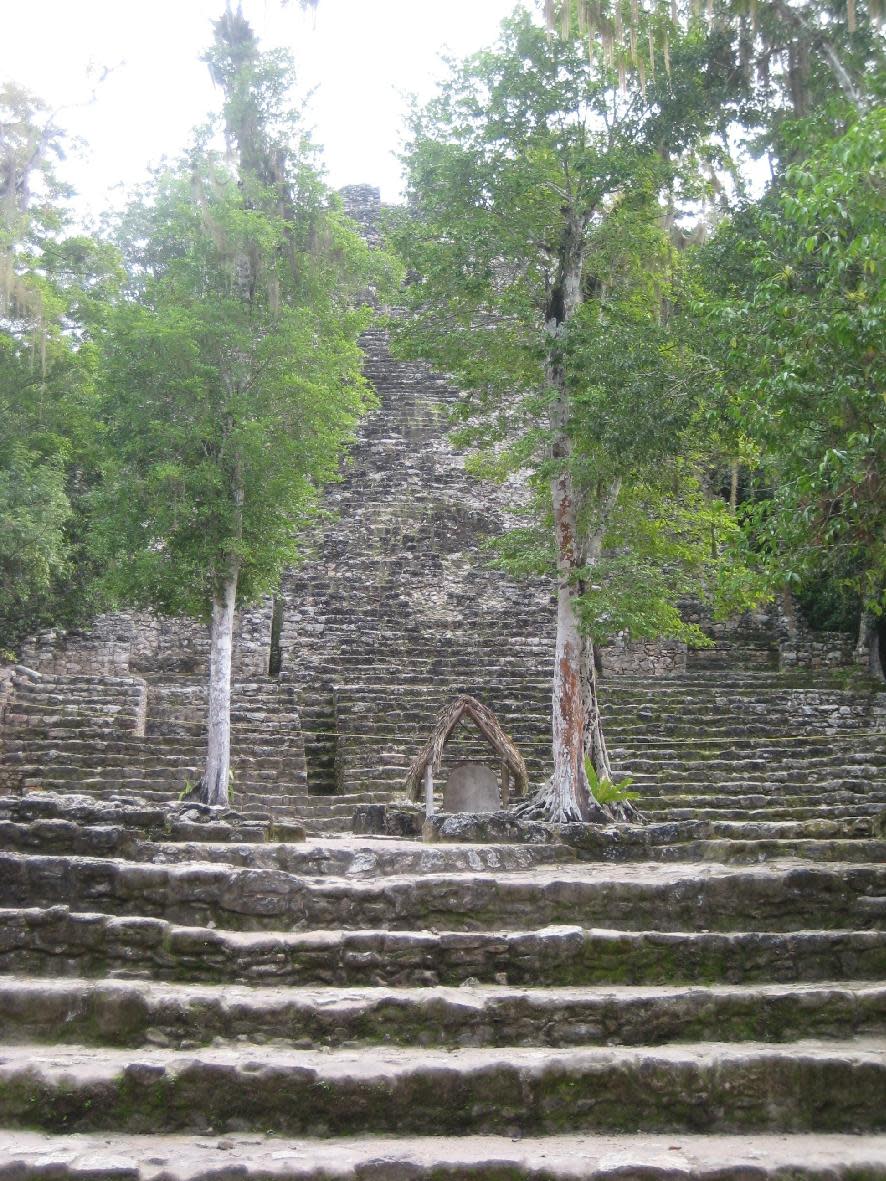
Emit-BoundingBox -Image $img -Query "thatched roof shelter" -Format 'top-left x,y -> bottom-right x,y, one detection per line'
405,694 -> 528,803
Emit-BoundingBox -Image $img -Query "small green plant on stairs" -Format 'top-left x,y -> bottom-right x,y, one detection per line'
583,756 -> 639,805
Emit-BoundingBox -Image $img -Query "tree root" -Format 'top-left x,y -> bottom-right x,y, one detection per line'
512,778 -> 645,826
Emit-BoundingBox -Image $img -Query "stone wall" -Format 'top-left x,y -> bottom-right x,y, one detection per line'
781,628 -> 857,670
600,636 -> 687,677
0,665 -> 14,727
16,603 -> 273,680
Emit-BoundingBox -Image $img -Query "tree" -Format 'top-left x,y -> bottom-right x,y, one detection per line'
0,85 -> 114,652
391,7 -> 756,822
544,2 -> 883,128
693,107 -> 885,665
95,10 -> 382,806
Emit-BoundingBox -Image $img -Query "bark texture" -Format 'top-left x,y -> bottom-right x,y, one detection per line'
201,574 -> 237,807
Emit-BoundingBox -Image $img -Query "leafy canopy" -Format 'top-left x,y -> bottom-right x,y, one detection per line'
93,27 -> 385,619
391,6 -> 760,646
694,106 -> 886,616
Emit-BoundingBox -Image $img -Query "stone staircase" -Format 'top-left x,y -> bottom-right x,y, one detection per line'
277,323 -> 563,813
0,784 -> 884,1177
249,666 -> 885,836
0,671 -> 307,810
4,318 -> 881,838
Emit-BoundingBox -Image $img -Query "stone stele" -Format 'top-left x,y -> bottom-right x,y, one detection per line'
443,761 -> 500,813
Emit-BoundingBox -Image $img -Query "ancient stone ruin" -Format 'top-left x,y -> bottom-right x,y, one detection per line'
406,693 -> 529,815
0,185 -> 884,1176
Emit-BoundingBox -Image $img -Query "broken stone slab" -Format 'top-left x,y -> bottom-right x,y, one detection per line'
422,811 -> 557,845
13,664 -> 41,681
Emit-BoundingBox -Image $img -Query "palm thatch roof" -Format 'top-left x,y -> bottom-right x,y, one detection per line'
405,694 -> 528,802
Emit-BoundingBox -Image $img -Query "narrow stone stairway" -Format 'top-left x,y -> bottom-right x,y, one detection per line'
0,786 -> 884,1178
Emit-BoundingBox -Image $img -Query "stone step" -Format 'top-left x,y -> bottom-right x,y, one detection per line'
630,781 -> 886,799
630,779 -> 886,797
587,836 -> 886,864
1,976 -> 883,1050
646,809 -> 884,826
0,1038 -> 883,1136
331,694 -> 877,721
2,853 -> 883,932
6,752 -> 307,776
2,812 -> 881,868
0,827 -> 570,873
0,820 -> 314,859
3,907 -> 882,987
328,676 -> 879,699
1,1130 -> 884,1180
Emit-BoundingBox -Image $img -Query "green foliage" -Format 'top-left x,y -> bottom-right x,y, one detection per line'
0,85 -> 116,648
794,571 -> 862,634
92,24 -> 387,621
583,756 -> 638,804
390,6 -> 762,648
693,106 -> 886,618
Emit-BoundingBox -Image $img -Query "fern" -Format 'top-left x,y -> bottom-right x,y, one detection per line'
583,756 -> 639,804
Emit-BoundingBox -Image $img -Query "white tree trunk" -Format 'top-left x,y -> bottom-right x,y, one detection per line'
202,573 -> 237,807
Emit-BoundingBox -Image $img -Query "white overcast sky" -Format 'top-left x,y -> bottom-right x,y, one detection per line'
1,0 -> 523,223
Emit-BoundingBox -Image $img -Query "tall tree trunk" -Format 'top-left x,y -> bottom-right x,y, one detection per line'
201,572 -> 238,807
730,460 -> 739,513
514,468 -> 609,823
544,214 -> 604,822
547,464 -> 605,821
513,211 -> 636,826
198,442 -> 244,809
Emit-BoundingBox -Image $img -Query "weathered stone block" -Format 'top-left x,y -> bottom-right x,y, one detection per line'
443,761 -> 501,813
422,811 -> 557,845
351,803 -> 422,837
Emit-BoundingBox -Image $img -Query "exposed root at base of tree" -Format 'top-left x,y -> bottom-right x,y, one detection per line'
181,776 -> 229,808
512,778 -> 645,826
